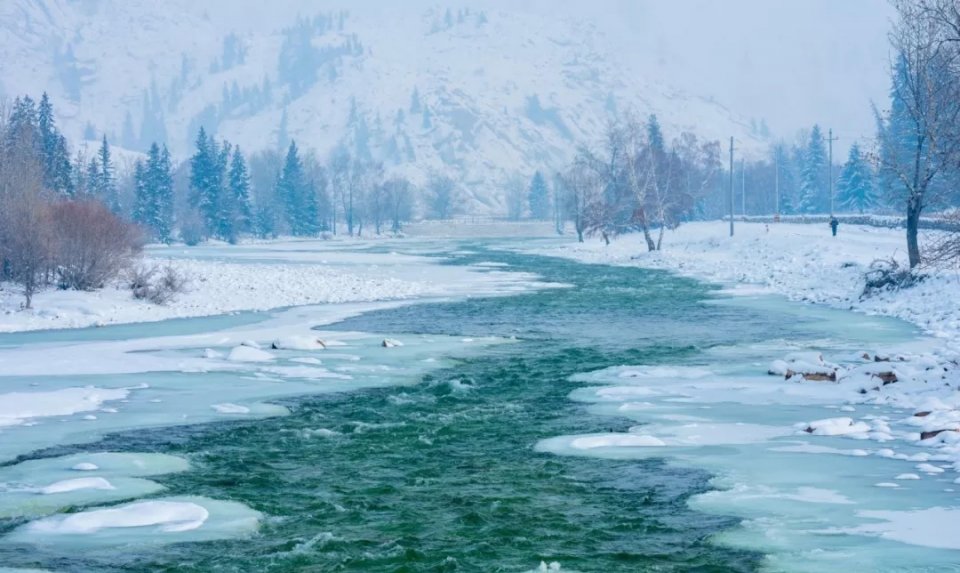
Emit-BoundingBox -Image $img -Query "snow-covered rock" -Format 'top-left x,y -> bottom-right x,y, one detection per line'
226,346 -> 275,362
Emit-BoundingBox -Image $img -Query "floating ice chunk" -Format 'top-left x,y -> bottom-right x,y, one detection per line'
211,403 -> 250,415
203,348 -> 223,359
25,500 -> 209,534
301,428 -> 340,438
71,463 -> 98,472
874,482 -> 900,488
271,336 -> 328,350
40,477 -> 115,495
382,338 -> 404,348
570,434 -> 665,449
227,346 -> 275,362
917,463 -> 945,474
0,387 -> 129,428
803,417 -> 871,436
845,507 -> 960,550
895,473 -> 921,480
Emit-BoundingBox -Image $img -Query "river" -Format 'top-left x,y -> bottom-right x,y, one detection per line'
0,240 -> 954,572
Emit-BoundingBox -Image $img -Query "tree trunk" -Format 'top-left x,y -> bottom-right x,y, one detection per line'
906,197 -> 922,268
656,224 -> 665,251
641,225 -> 656,252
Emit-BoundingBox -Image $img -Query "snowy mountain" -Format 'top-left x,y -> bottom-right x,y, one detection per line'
0,0 -> 767,213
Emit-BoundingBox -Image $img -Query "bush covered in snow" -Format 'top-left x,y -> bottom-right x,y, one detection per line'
128,263 -> 190,305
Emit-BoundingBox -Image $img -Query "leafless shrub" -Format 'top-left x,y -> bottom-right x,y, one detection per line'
862,257 -> 924,298
129,263 -> 189,305
923,212 -> 960,267
50,200 -> 143,291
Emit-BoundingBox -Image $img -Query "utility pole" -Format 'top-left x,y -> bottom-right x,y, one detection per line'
740,158 -> 746,217
775,146 -> 780,217
729,137 -> 734,237
826,128 -> 838,216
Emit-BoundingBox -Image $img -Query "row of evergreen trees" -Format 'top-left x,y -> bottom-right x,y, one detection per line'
698,125 -> 878,219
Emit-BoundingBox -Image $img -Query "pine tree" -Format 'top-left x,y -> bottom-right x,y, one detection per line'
95,136 -> 119,212
190,127 -> 220,238
133,159 -> 150,227
135,143 -> 176,242
6,96 -> 39,149
84,157 -> 100,197
277,141 -> 318,236
837,142 -> 876,214
647,114 -> 665,153
877,53 -> 915,208
37,93 -> 73,195
798,125 -> 827,213
228,146 -> 255,236
528,171 -> 550,220
155,145 -> 175,243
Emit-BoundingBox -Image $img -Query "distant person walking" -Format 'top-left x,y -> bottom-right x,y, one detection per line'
830,217 -> 839,237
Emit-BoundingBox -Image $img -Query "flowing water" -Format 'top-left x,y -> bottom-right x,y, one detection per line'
0,242 -> 940,572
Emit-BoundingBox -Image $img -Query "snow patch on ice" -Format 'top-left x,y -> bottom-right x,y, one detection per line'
25,500 -> 209,534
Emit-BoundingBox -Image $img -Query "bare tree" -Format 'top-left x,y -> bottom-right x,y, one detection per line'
880,0 -> 960,268
503,174 -> 527,221
560,150 -> 605,243
426,174 -> 460,220
383,177 -> 414,233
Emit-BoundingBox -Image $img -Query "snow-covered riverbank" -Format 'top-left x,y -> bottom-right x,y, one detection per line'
535,221 -> 960,341
0,238 -> 550,333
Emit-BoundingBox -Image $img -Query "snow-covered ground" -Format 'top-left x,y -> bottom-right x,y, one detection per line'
0,238 -> 553,333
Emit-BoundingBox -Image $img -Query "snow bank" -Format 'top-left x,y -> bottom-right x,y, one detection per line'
0,238 -> 555,333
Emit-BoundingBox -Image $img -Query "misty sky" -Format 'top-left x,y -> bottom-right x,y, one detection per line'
590,0 -> 894,149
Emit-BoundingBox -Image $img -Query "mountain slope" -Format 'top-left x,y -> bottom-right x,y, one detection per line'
0,0 -> 767,213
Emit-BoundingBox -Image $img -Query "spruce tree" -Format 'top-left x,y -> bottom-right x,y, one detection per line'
155,145 -> 175,243
133,159 -> 150,228
190,127 -> 220,238
837,143 -> 876,214
277,141 -> 318,236
95,136 -> 119,212
37,94 -> 74,195
228,146 -> 255,236
528,171 -> 550,220
798,125 -> 827,213
646,114 -> 665,153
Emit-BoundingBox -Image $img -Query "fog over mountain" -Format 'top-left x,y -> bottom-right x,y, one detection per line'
0,0 -> 892,211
